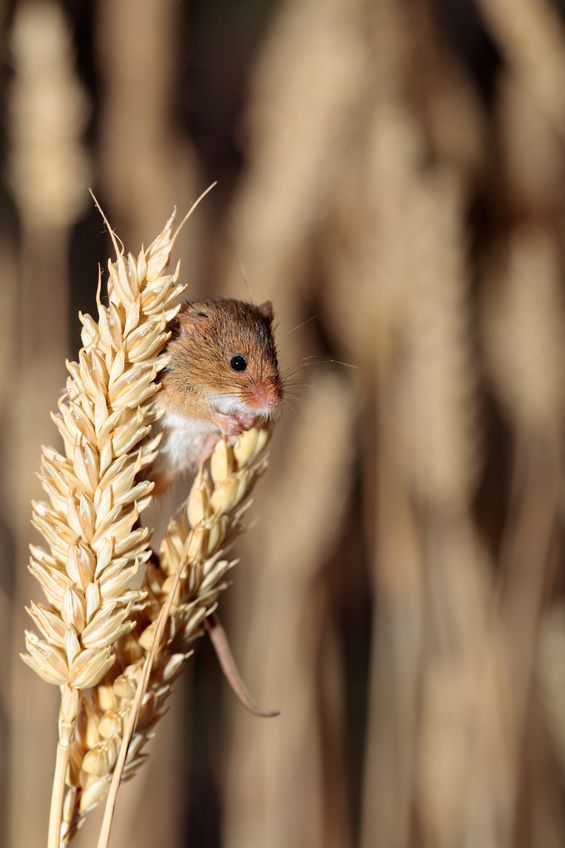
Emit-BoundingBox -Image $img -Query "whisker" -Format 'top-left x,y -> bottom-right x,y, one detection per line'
280,365 -> 321,382
281,379 -> 308,394
280,356 -> 358,381
282,315 -> 318,337
282,384 -> 307,396
282,385 -> 311,399
283,354 -> 326,366
328,358 -> 358,370
281,377 -> 302,390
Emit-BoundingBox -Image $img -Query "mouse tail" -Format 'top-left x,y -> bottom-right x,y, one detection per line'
205,613 -> 280,719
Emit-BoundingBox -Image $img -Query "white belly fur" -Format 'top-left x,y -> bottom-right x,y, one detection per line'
156,410 -> 219,477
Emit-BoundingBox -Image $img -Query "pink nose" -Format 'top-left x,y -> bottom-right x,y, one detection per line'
249,385 -> 281,411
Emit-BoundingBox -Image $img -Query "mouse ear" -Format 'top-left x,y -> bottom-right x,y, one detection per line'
170,303 -> 209,338
257,301 -> 274,323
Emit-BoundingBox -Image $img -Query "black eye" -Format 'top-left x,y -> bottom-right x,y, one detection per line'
230,355 -> 248,372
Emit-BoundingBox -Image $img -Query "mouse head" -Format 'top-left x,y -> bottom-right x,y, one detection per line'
164,298 -> 283,421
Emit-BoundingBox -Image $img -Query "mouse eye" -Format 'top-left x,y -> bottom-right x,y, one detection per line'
230,355 -> 248,372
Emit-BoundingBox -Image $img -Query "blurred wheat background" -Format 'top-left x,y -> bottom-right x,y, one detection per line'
2,0 -> 565,846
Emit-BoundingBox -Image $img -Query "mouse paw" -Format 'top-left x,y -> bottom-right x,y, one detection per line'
213,413 -> 246,439
234,411 -> 257,430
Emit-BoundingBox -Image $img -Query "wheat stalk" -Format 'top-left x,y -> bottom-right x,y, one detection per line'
21,201 -> 195,846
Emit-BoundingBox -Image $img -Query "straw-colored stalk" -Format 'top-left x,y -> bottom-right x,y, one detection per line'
21,208 -> 187,847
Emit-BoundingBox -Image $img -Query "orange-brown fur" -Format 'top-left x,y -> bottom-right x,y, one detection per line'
151,299 -> 283,494
160,299 -> 282,419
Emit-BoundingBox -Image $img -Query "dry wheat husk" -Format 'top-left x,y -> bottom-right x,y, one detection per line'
60,427 -> 271,844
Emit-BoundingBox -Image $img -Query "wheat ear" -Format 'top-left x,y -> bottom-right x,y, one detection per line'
60,426 -> 271,844
21,205 -> 189,847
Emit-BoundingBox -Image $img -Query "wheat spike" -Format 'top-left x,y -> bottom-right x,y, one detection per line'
60,427 -> 271,844
399,169 -> 478,512
22,210 -> 184,690
21,207 -> 186,847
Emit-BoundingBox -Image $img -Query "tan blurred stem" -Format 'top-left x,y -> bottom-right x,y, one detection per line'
222,0 -> 365,327
48,687 -> 79,848
361,355 -> 422,848
497,437 -> 561,846
477,0 -> 565,139
97,0 -> 199,256
224,374 -> 355,848
20,228 -> 68,366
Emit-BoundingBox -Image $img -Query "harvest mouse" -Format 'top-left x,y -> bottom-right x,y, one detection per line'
151,298 -> 284,495
150,297 -> 283,718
